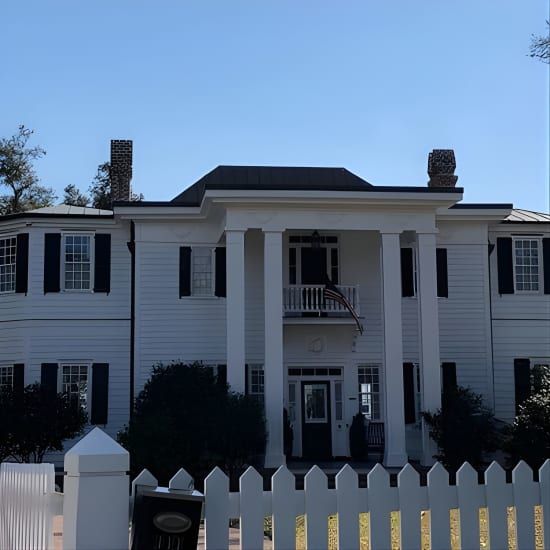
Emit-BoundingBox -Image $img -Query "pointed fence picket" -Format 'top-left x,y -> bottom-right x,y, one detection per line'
194,459 -> 550,549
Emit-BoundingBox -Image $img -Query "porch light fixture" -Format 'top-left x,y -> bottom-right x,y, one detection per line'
311,230 -> 321,249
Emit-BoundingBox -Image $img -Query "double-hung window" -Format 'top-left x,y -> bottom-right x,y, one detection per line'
61,364 -> 89,412
248,364 -> 264,407
63,234 -> 92,291
0,365 -> 14,392
513,238 -> 541,292
358,365 -> 381,420
0,236 -> 17,294
192,247 -> 214,296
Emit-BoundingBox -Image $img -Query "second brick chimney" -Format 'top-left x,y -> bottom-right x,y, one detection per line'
428,149 -> 458,188
110,140 -> 133,202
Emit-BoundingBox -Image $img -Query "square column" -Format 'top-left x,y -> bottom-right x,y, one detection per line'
226,230 -> 246,393
380,232 -> 408,467
263,230 -> 286,468
417,232 -> 441,465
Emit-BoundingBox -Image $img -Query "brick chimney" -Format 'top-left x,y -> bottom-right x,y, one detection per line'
110,140 -> 132,202
427,149 -> 458,188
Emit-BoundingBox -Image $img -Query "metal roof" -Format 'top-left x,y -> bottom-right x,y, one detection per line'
0,204 -> 113,221
504,209 -> 550,223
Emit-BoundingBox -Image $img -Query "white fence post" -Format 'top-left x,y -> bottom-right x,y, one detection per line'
63,427 -> 129,550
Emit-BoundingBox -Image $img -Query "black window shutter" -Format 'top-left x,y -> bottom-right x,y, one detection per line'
15,234 -> 29,294
44,234 -> 61,293
40,363 -> 58,398
436,248 -> 448,298
514,358 -> 531,414
215,247 -> 227,297
217,364 -> 227,387
91,363 -> 109,425
13,364 -> 25,394
245,364 -> 249,395
93,234 -> 111,293
543,238 -> 550,295
179,247 -> 191,297
403,363 -> 416,424
401,248 -> 415,297
441,362 -> 457,401
497,238 -> 514,294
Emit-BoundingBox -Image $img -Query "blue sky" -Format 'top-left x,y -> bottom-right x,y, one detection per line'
1,1 -> 549,210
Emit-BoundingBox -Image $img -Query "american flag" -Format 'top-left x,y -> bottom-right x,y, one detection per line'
323,279 -> 364,334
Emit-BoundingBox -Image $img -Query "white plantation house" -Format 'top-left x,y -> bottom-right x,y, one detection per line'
1,140 -> 549,469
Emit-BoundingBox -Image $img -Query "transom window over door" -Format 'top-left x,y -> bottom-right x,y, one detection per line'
514,238 -> 540,292
0,236 -> 17,293
63,235 -> 92,290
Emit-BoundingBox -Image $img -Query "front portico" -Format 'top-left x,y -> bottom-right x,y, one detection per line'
222,191 -> 458,469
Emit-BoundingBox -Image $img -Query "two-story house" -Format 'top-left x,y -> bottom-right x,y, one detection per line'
1,141 -> 548,467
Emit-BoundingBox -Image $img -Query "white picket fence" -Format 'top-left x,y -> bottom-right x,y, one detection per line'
1,427 -> 550,550
193,460 -> 549,550
0,462 -> 62,550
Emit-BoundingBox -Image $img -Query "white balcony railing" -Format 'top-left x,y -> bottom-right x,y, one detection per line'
283,285 -> 360,315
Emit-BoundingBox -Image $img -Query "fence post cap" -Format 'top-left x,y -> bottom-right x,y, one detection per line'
64,427 -> 129,475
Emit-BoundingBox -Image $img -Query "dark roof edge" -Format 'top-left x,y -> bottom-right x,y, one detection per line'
0,212 -> 114,222
449,203 -> 513,210
502,220 -> 550,224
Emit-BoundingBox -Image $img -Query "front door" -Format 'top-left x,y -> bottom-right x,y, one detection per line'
301,381 -> 332,459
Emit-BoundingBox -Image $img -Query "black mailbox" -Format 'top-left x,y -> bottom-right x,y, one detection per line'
130,486 -> 204,550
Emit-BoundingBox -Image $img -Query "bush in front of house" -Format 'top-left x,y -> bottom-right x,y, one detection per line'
0,383 -> 87,463
422,386 -> 500,470
504,364 -> 550,469
349,412 -> 367,460
118,362 -> 267,484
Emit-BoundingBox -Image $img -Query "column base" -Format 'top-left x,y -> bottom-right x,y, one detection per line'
264,453 -> 286,469
383,452 -> 408,468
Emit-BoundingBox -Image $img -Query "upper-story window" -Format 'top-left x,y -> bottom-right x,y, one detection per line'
63,234 -> 92,291
288,234 -> 339,285
0,236 -> 17,294
513,238 -> 540,292
192,247 -> 214,296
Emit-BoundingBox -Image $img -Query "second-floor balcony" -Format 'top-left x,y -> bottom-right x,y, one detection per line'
283,285 -> 360,316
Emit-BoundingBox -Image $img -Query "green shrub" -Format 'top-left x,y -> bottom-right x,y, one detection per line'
422,386 -> 500,469
349,413 -> 367,460
0,383 -> 86,463
505,364 -> 550,469
118,362 -> 267,484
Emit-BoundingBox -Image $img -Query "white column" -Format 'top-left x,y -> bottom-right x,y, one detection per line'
380,232 -> 408,467
417,232 -> 441,465
226,230 -> 246,393
264,230 -> 286,468
63,428 -> 129,550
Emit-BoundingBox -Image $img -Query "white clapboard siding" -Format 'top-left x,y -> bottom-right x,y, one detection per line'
0,462 -> 59,550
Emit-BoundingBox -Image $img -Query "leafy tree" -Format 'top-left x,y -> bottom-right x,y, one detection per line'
505,364 -> 550,469
530,21 -> 550,63
118,362 -> 266,485
0,383 -> 86,463
89,162 -> 143,209
63,184 -> 90,207
0,126 -> 56,215
422,386 -> 500,470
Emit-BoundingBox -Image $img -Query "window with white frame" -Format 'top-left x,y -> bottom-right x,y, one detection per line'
514,238 -> 541,292
248,364 -> 264,406
358,365 -> 381,420
0,365 -> 14,391
61,364 -> 89,411
334,380 -> 343,421
0,236 -> 17,293
192,247 -> 214,296
63,235 -> 92,291
288,382 -> 297,423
